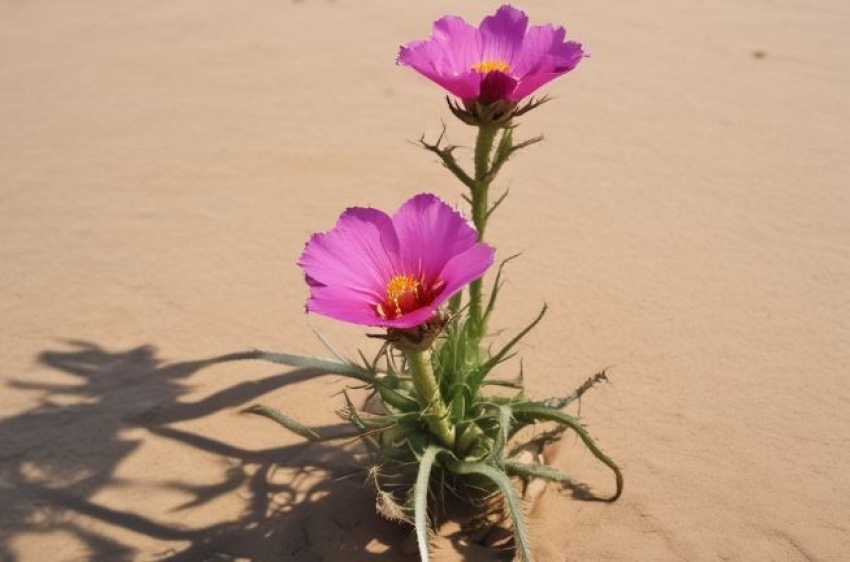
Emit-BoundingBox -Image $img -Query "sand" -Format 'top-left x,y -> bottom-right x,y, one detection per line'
1,0 -> 848,560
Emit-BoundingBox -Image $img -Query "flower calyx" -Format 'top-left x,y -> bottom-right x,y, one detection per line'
384,310 -> 448,352
447,95 -> 551,127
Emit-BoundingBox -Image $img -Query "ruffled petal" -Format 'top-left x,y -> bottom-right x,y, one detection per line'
398,15 -> 484,99
392,193 -> 479,285
305,281 -> 383,326
430,15 -> 482,72
510,25 -> 584,100
300,194 -> 493,329
479,5 -> 528,68
306,275 -> 438,329
433,243 -> 495,305
298,207 -> 400,296
400,6 -> 585,104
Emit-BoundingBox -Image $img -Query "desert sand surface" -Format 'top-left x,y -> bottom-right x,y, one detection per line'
1,0 -> 849,560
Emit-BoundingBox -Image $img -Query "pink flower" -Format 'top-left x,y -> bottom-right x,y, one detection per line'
398,4 -> 585,105
299,194 -> 494,329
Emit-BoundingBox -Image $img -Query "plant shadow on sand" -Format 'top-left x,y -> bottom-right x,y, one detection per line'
0,341 -> 519,561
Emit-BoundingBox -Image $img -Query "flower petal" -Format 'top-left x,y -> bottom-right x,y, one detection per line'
300,194 -> 494,329
433,243 -> 496,306
306,275 -> 438,329
510,25 -> 585,100
305,281 -> 383,326
479,5 -> 529,68
431,15 -> 482,72
378,305 -> 439,330
399,6 -> 585,104
392,193 -> 479,285
398,15 -> 483,99
298,207 -> 400,296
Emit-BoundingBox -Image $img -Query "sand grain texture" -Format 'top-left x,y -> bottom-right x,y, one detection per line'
1,1 -> 848,561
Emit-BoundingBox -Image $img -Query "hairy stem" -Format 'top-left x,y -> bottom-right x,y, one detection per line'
472,124 -> 499,238
405,348 -> 456,448
468,124 -> 500,348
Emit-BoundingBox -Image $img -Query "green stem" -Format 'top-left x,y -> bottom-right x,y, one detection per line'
468,124 -> 499,340
405,348 -> 455,448
472,124 -> 499,239
454,422 -> 485,458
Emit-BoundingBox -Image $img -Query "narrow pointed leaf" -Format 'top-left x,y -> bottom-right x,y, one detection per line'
419,127 -> 476,189
511,134 -> 544,153
545,370 -> 609,410
447,291 -> 463,316
504,460 -> 575,485
486,187 -> 510,220
243,404 -> 322,441
444,460 -> 534,562
234,350 -> 373,382
484,405 -> 513,462
483,253 -> 520,325
512,404 -> 623,501
377,382 -> 420,412
309,325 -> 347,363
481,378 -> 524,389
413,446 -> 442,562
469,305 -> 547,394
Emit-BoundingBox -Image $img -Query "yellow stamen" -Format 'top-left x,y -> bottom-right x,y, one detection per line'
384,274 -> 422,317
471,60 -> 511,73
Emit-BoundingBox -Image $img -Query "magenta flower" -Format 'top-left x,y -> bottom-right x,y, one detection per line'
398,4 -> 585,105
299,194 -> 494,329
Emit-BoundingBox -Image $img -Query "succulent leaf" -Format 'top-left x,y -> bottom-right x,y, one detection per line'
413,445 -> 443,562
468,304 -> 547,395
443,458 -> 535,562
242,404 -> 322,442
512,403 -> 623,501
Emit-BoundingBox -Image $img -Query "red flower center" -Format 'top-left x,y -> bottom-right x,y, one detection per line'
377,274 -> 423,319
376,274 -> 445,320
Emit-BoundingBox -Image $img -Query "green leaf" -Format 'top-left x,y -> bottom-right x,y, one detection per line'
340,391 -> 369,432
448,383 -> 468,420
418,125 -> 476,190
484,127 -> 514,183
376,382 -> 420,412
413,445 -> 442,562
512,404 -> 623,501
235,349 -> 423,414
545,370 -> 609,410
511,134 -> 544,153
504,460 -> 575,485
433,312 -> 474,392
468,305 -> 547,395
309,325 -> 347,363
443,459 -> 534,562
486,187 -> 510,220
447,291 -> 463,316
242,404 -> 322,441
234,350 -> 374,382
483,253 -> 520,326
483,405 -> 513,462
